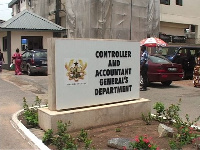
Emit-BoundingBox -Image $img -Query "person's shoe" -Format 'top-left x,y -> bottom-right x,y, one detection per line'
140,88 -> 147,91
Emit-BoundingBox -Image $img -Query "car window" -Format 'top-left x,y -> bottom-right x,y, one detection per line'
177,49 -> 187,56
190,49 -> 200,57
22,52 -> 31,58
22,52 -> 27,58
149,55 -> 170,64
28,52 -> 33,58
34,51 -> 47,58
160,47 -> 179,56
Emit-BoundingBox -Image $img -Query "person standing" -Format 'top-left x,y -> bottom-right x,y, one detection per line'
12,48 -> 22,75
0,49 -> 5,72
140,45 -> 148,91
193,52 -> 200,87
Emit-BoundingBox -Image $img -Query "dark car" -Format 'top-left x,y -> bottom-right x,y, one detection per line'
160,45 -> 200,79
141,54 -> 183,86
21,49 -> 47,76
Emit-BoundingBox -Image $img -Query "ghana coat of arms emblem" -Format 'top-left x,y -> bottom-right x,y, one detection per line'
65,59 -> 87,82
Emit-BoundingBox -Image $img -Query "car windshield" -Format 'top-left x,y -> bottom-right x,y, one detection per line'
34,51 -> 47,58
149,55 -> 170,64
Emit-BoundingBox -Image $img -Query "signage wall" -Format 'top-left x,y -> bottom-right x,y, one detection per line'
55,39 -> 140,110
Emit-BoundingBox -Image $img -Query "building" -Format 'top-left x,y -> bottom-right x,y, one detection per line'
0,9 -> 65,68
7,0 -> 200,45
63,0 -> 160,41
7,0 -> 160,41
159,0 -> 200,45
0,20 -> 5,24
8,0 -> 66,37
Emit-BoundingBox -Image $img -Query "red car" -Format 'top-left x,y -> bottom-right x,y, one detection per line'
141,54 -> 183,86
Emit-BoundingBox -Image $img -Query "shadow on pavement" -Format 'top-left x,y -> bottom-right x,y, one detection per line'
148,82 -> 182,89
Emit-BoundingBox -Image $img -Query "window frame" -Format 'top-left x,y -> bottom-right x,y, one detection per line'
176,0 -> 183,6
2,36 -> 7,51
160,0 -> 170,5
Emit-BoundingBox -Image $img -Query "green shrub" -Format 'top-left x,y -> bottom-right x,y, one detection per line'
142,112 -> 153,125
77,129 -> 93,149
52,120 -> 77,150
153,102 -> 165,116
23,97 -> 41,127
42,129 -> 53,145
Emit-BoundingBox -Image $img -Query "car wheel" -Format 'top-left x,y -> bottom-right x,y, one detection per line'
27,66 -> 32,76
161,81 -> 172,86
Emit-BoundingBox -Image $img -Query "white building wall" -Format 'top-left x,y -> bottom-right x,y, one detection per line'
160,0 -> 200,25
160,22 -> 189,36
160,0 -> 200,44
13,5 -> 18,16
20,0 -> 27,11
8,31 -> 52,64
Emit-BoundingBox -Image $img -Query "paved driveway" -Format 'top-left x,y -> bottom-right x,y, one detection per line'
3,71 -> 200,123
2,70 -> 200,131
140,81 -> 200,125
0,71 -> 37,149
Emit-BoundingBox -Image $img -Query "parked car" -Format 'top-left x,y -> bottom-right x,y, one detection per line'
141,54 -> 183,86
21,49 -> 47,76
160,45 -> 200,79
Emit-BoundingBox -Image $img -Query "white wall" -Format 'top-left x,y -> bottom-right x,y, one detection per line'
11,31 -> 52,51
160,22 -> 189,36
160,0 -> 200,25
4,31 -> 53,64
20,0 -> 27,11
160,0 -> 200,43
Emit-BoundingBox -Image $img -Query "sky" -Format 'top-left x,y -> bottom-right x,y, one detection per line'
0,0 -> 12,21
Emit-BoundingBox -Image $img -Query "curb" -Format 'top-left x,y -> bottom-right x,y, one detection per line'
151,114 -> 200,130
11,109 -> 50,150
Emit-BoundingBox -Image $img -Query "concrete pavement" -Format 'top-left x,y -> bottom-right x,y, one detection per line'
0,70 -> 49,150
11,109 -> 49,150
1,70 -> 200,149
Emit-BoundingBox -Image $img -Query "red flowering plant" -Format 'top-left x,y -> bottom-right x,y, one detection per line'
130,135 -> 159,150
171,126 -> 199,147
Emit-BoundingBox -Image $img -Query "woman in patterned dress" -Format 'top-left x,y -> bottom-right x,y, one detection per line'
12,48 -> 22,75
193,52 -> 200,87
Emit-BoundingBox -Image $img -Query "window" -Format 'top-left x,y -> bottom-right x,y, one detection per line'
21,36 -> 43,50
178,49 -> 187,56
28,0 -> 32,6
176,0 -> 182,6
3,36 -> 7,51
191,25 -> 195,32
160,0 -> 170,5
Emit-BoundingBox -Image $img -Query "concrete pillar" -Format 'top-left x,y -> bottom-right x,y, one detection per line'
195,25 -> 200,44
7,31 -> 12,69
47,38 -> 56,111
